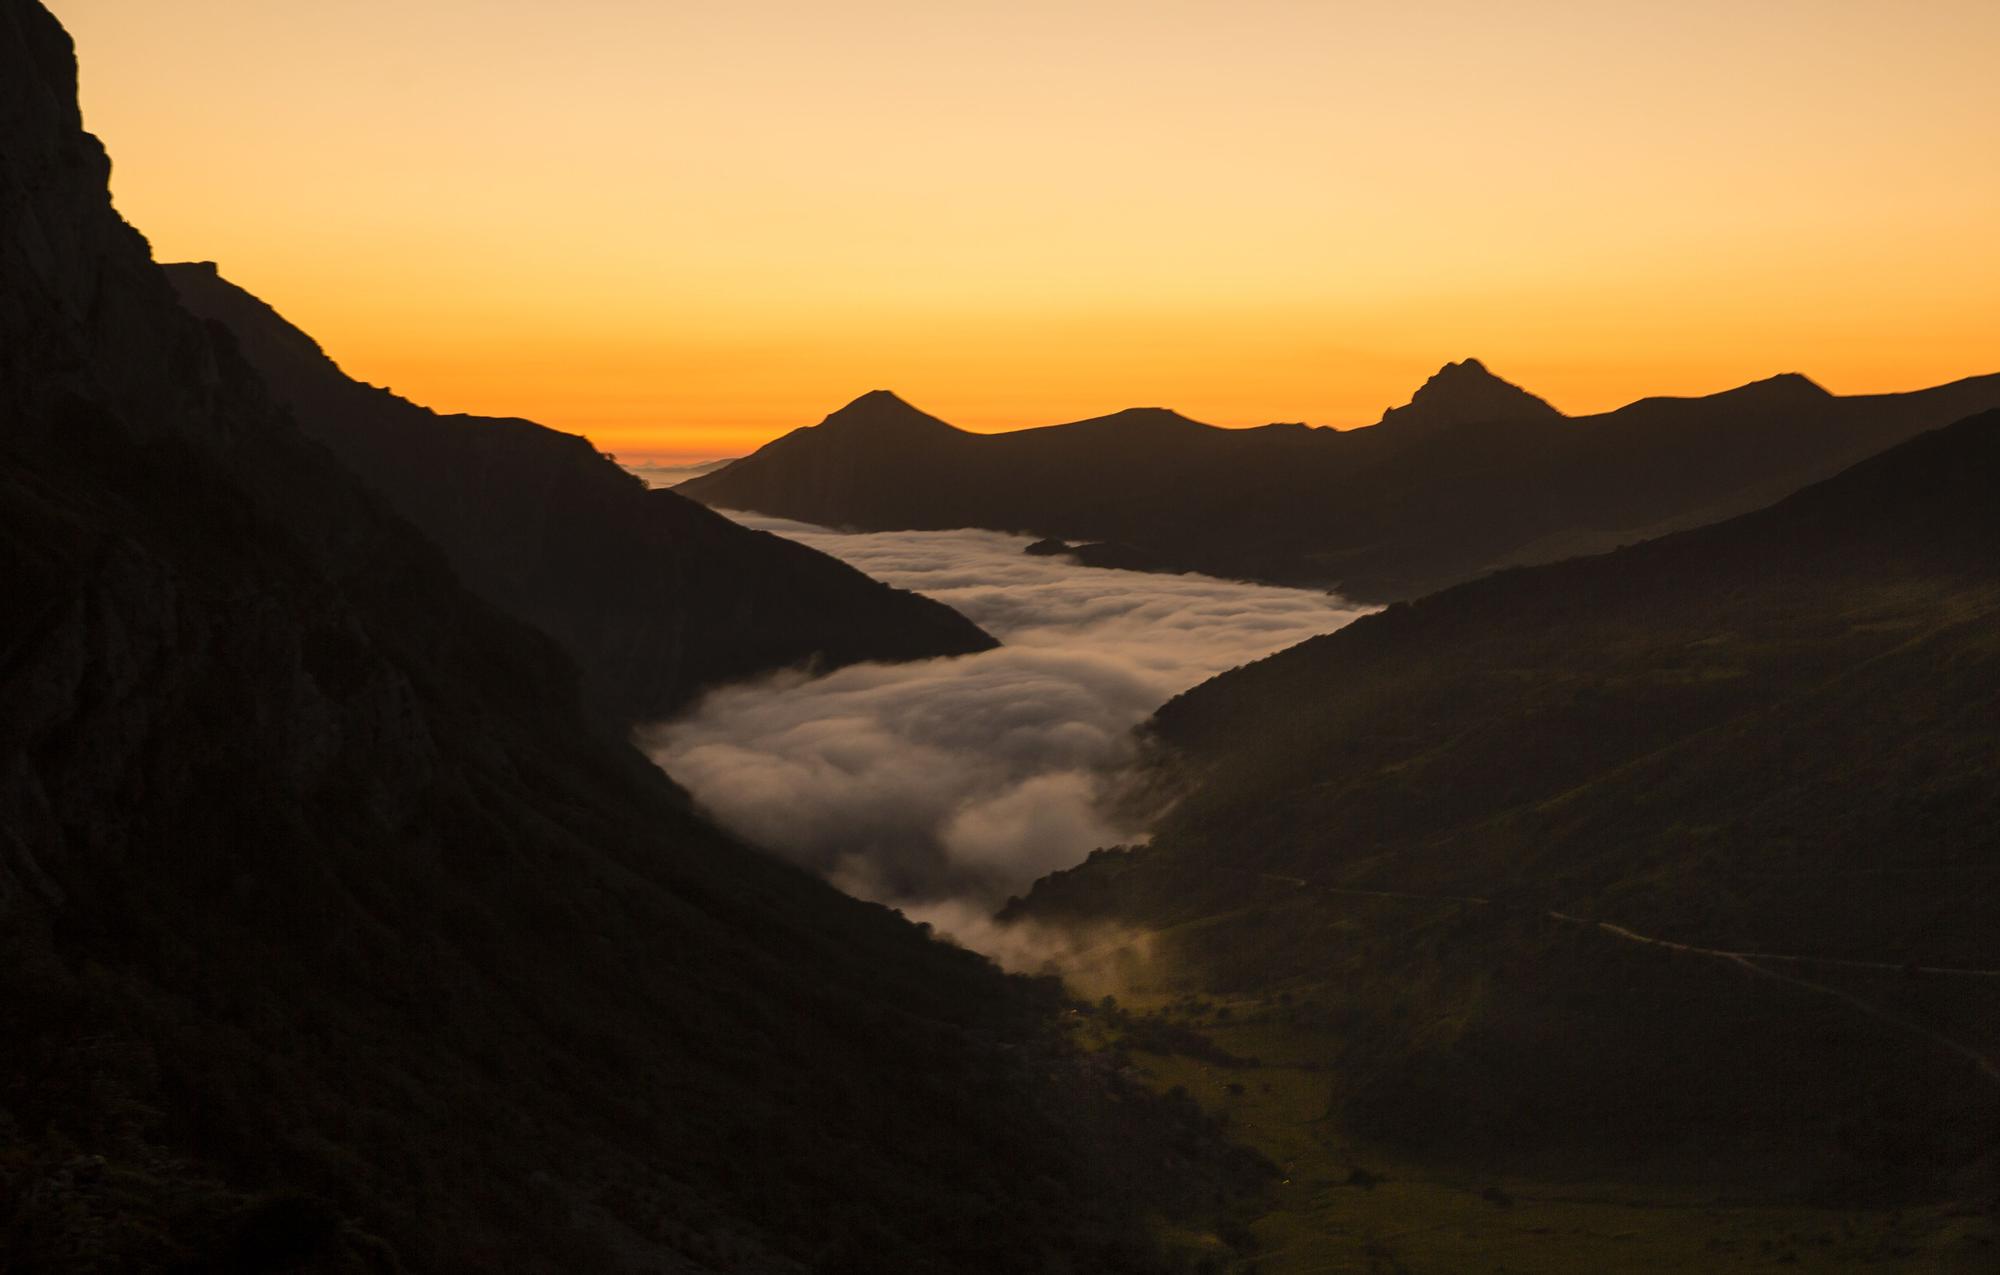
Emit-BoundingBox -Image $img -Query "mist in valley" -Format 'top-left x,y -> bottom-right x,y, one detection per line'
642,515 -> 1369,960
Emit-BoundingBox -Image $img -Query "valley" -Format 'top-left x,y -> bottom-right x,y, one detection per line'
642,514 -> 1367,930
9,1 -> 1999,1269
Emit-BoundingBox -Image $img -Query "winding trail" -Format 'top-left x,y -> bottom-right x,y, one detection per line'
1256,873 -> 2000,1085
1542,911 -> 2000,1085
1548,913 -> 2000,981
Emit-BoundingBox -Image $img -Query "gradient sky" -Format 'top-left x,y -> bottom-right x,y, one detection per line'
50,0 -> 2000,461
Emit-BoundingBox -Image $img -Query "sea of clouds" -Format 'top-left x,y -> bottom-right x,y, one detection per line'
641,515 -> 1369,954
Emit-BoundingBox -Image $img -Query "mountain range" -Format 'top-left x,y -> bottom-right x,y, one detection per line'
9,0 -> 1999,1266
0,4 -> 1255,1268
164,262 -> 994,725
680,362 -> 2000,600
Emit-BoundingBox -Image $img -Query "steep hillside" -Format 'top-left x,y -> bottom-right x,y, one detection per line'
1011,412 -> 2000,1196
163,265 -> 995,725
681,365 -> 2000,601
0,4 -> 1252,1270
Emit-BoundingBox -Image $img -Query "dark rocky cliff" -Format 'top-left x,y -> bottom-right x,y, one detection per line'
163,263 -> 996,725
0,4 -> 1251,1269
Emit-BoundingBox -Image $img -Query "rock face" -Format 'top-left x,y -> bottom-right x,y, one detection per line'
0,4 -> 1251,1269
165,263 -> 996,724
681,363 -> 2000,600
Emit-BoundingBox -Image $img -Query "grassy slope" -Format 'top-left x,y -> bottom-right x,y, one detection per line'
1008,413 -> 2000,1265
1078,995 -> 1997,1274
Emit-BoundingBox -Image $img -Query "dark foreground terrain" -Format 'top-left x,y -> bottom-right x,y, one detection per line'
0,4 -> 1260,1269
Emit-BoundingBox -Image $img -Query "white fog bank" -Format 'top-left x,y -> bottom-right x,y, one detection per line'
641,515 -> 1370,948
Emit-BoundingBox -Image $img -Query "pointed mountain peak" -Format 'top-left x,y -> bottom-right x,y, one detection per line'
1722,371 -> 1833,402
843,388 -> 917,411
1375,358 -> 1562,433
813,390 -> 961,440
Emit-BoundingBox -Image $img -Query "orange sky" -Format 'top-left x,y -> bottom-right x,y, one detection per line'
50,0 -> 2000,462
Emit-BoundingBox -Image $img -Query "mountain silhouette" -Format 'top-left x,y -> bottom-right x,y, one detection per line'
1010,408 -> 2000,1194
682,362 -> 2000,598
0,4 -> 1255,1268
1373,356 -> 1561,434
165,264 -> 996,724
814,387 -> 964,440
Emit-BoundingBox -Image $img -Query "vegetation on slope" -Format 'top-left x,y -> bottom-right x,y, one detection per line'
1012,412 -> 2000,1209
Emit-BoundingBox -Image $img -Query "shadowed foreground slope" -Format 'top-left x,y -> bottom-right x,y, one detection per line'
681,364 -> 2000,601
0,4 -> 1254,1270
1013,411 -> 2000,1198
164,263 -> 996,724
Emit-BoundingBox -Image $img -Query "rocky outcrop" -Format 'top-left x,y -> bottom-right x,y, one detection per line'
165,264 -> 996,725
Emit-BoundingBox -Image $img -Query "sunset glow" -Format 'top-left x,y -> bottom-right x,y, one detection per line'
52,0 -> 2000,461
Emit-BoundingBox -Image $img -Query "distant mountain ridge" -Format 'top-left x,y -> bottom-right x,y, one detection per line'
626,455 -> 736,486
681,364 -> 2000,599
165,263 -> 996,724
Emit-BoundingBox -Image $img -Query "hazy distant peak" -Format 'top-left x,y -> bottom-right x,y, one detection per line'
1727,371 -> 1833,401
846,388 -> 915,410
1101,406 -> 1205,426
816,389 -> 961,438
1044,406 -> 1216,437
1375,357 -> 1562,432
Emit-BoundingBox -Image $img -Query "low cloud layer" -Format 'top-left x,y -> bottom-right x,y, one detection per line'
642,517 -> 1369,955
624,457 -> 736,487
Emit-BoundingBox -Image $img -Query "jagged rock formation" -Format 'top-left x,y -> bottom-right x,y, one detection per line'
164,265 -> 996,725
682,365 -> 2000,600
0,4 -> 1255,1269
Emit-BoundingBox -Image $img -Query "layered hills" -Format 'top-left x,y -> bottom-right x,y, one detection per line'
680,363 -> 2000,601
163,264 -> 994,725
0,3 -> 1252,1269
1010,410 -> 2000,1195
